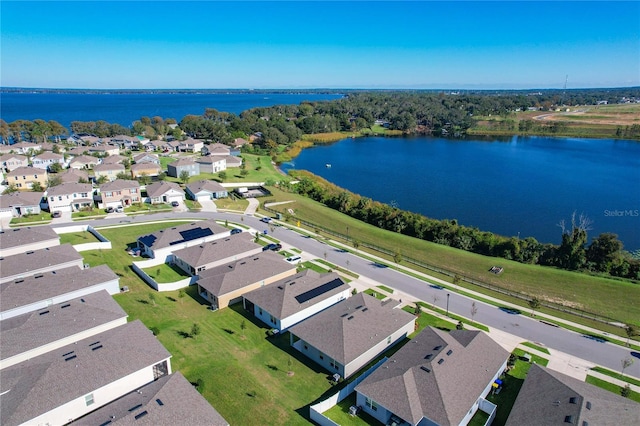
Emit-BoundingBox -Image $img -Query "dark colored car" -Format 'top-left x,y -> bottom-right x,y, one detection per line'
261,217 -> 272,223
262,243 -> 282,252
171,201 -> 180,207
230,228 -> 242,235
106,206 -> 115,213
52,211 -> 62,218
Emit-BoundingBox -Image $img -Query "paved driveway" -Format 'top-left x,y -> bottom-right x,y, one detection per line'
199,198 -> 217,212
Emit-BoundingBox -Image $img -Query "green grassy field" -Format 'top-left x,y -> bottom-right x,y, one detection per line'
585,376 -> 640,403
261,187 -> 640,328
59,231 -> 100,245
143,262 -> 190,283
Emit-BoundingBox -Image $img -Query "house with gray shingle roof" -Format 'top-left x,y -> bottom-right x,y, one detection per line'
145,181 -> 185,205
224,155 -> 242,168
136,219 -> 229,259
0,290 -> 127,370
0,225 -> 60,257
101,154 -> 127,165
242,270 -> 351,332
195,155 -> 227,173
0,191 -> 44,218
133,152 -> 160,164
57,167 -> 89,184
185,179 -> 228,200
98,178 -> 141,208
0,243 -> 84,285
31,151 -> 65,170
74,372 -> 229,426
505,363 -> 640,426
355,326 -> 509,426
45,182 -> 93,212
167,157 -> 199,178
0,264 -> 120,320
0,320 -> 172,426
93,162 -> 125,182
289,293 -> 416,379
131,162 -> 161,178
69,154 -> 100,169
196,250 -> 296,310
172,232 -> 262,275
0,153 -> 28,172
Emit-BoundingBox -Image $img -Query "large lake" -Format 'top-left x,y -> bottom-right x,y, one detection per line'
281,136 -> 640,250
0,92 -> 344,128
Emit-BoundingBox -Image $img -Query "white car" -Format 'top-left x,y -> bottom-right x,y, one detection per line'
115,206 -> 124,213
285,255 -> 301,264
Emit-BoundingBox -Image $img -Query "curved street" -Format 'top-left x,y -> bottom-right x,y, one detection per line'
52,210 -> 640,379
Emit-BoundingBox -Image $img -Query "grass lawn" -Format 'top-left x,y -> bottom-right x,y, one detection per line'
184,199 -> 202,210
10,213 -> 52,225
402,306 -> 457,334
262,187 -> 640,329
377,285 -> 393,294
585,376 -> 640,403
314,259 -> 359,279
590,366 -> 640,387
520,341 -> 550,355
142,263 -> 190,283
214,196 -> 249,212
324,393 -> 381,426
59,231 -> 100,245
417,302 -> 490,333
72,208 -> 106,219
364,288 -> 386,300
126,203 -> 172,213
302,261 -> 330,274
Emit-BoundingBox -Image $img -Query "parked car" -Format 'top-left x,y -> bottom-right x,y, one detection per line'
171,201 -> 180,207
115,206 -> 124,213
230,228 -> 243,235
261,217 -> 272,223
106,206 -> 115,213
52,211 -> 62,218
285,255 -> 301,263
262,243 -> 282,252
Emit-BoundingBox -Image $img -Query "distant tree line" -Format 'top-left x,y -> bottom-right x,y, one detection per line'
290,171 -> 640,280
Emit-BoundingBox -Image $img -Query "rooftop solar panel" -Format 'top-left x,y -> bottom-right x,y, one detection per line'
294,278 -> 345,304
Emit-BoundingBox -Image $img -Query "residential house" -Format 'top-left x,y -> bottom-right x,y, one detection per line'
88,144 -> 120,156
133,152 -> 160,164
7,141 -> 42,155
0,154 -> 28,172
505,363 -> 640,426
136,135 -> 151,148
131,162 -> 162,178
197,251 -> 296,310
0,290 -> 127,370
172,232 -> 262,275
57,168 -> 89,184
136,219 -> 228,259
110,135 -> 139,150
178,138 -> 204,153
242,270 -> 351,332
0,264 -> 119,321
66,146 -> 89,156
145,181 -> 185,205
203,143 -> 231,157
0,243 -> 84,285
6,166 -> 48,190
69,154 -> 100,170
101,154 -> 128,165
354,327 -> 510,426
46,182 -> 93,212
147,140 -> 171,152
74,372 -> 229,426
166,140 -> 182,152
0,320 -> 172,426
196,155 -> 227,173
0,225 -> 60,257
225,155 -> 242,168
185,179 -> 228,200
31,151 -> 65,170
167,158 -> 199,178
289,293 -> 416,379
93,163 -> 125,182
232,137 -> 249,148
79,135 -> 101,145
98,179 -> 141,208
0,191 -> 44,218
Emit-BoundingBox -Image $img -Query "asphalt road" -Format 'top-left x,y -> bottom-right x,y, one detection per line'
55,211 -> 640,379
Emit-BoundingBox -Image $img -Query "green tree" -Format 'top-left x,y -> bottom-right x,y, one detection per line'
556,212 -> 591,270
240,319 -> 247,337
586,233 -> 624,273
625,324 -> 637,347
148,293 -> 156,306
138,173 -> 151,185
179,170 -> 191,184
528,297 -> 541,317
218,171 -> 227,181
620,384 -> 631,398
456,321 -> 464,330
49,162 -> 63,173
47,174 -> 63,187
393,251 -> 402,264
191,323 -> 200,339
621,357 -> 634,377
31,181 -> 43,192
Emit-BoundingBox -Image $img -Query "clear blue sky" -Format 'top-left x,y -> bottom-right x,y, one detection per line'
2,1 -> 638,89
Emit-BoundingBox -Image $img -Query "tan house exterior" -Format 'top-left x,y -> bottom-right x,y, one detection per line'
69,155 -> 100,170
93,163 -> 125,182
131,162 -> 161,178
98,179 -> 141,208
6,166 -> 48,190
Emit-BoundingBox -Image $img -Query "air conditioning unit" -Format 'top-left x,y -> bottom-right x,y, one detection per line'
83,263 -> 90,269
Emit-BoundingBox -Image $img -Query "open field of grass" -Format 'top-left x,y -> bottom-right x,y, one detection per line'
261,187 -> 640,328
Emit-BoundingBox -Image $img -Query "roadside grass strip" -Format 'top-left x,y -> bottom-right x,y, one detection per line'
590,366 -> 640,387
520,341 -> 551,355
364,288 -> 386,300
315,258 -> 359,279
377,284 -> 393,293
585,376 -> 640,403
417,301 -> 490,332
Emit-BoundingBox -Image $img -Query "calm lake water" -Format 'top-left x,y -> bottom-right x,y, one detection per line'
282,136 -> 640,250
0,92 -> 344,128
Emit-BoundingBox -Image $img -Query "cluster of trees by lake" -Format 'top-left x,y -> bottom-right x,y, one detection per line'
289,171 -> 640,281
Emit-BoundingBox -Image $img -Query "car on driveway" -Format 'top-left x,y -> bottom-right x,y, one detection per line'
106,206 -> 115,213
262,243 -> 282,252
171,201 -> 180,207
115,206 -> 124,213
231,228 -> 243,235
285,255 -> 301,263
52,211 -> 62,218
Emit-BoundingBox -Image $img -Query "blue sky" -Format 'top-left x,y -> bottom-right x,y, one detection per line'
1,1 -> 638,89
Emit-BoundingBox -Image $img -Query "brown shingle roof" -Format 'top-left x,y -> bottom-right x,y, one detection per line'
99,178 -> 140,192
355,327 -> 509,425
0,243 -> 83,282
172,232 -> 260,269
0,192 -> 44,209
0,225 -> 59,251
45,182 -> 92,197
288,293 -> 415,365
243,270 -> 351,320
0,320 -> 171,426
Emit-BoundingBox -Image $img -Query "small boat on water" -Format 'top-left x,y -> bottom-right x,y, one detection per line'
325,163 -> 331,168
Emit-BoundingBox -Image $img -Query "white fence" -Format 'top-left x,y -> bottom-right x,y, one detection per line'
132,255 -> 197,292
55,224 -> 112,251
309,357 -> 388,426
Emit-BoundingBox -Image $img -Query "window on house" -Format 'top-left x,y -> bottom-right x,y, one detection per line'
258,308 -> 263,315
365,397 -> 378,411
58,196 -> 62,201
387,336 -> 392,344
152,360 -> 168,380
270,315 -> 276,324
85,393 -> 95,406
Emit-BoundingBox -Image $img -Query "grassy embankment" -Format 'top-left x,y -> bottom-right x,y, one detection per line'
260,187 -> 640,330
468,103 -> 640,139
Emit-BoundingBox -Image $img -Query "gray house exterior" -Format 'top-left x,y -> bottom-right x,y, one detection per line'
167,158 -> 199,178
185,179 -> 228,200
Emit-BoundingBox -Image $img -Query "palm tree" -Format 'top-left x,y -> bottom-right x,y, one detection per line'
528,297 -> 541,317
